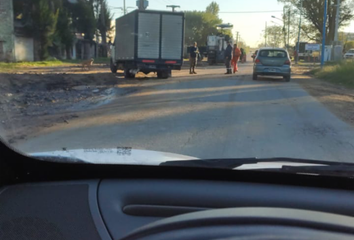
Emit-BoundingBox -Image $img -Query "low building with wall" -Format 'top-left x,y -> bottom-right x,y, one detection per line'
0,0 -> 15,62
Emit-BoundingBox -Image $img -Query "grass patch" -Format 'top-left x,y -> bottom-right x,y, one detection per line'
313,61 -> 354,88
62,57 -> 110,64
0,57 -> 110,72
0,59 -> 73,72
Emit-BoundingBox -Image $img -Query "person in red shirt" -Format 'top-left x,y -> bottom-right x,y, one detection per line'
231,44 -> 241,73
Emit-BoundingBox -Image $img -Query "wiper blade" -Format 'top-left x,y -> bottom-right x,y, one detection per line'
33,155 -> 89,164
160,158 -> 354,177
272,165 -> 354,178
160,158 -> 333,169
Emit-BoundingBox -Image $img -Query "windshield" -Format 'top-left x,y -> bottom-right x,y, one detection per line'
258,50 -> 288,58
1,0 -> 354,174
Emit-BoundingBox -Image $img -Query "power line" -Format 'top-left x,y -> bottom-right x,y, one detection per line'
219,10 -> 284,14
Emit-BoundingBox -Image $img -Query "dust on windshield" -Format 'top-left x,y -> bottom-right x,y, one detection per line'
0,0 -> 354,166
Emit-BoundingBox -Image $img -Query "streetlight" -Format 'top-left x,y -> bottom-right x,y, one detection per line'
112,6 -> 135,16
272,15 -> 288,49
167,5 -> 180,12
271,16 -> 283,22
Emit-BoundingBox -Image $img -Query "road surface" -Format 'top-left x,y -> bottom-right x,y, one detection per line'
15,61 -> 354,162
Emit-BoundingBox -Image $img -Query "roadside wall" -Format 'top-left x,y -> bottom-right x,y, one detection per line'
15,36 -> 34,62
0,0 -> 15,62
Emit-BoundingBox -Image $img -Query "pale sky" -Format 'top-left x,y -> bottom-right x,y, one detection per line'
108,0 -> 354,48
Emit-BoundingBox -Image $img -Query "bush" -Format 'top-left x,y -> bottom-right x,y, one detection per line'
314,61 -> 354,88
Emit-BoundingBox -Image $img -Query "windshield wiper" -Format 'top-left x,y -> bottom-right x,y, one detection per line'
34,155 -> 89,164
160,158 -> 354,177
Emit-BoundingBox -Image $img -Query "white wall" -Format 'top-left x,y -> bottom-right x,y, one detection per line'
15,37 -> 34,62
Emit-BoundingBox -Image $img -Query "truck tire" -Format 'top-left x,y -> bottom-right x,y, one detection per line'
124,69 -> 135,79
252,73 -> 258,80
208,58 -> 214,65
110,59 -> 118,73
157,70 -> 169,79
283,75 -> 291,82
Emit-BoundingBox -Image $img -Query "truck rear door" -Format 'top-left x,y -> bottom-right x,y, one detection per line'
137,12 -> 161,59
161,14 -> 184,60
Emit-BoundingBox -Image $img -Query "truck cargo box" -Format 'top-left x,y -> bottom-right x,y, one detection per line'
114,10 -> 184,69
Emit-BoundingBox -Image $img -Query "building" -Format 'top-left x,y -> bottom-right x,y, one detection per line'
0,0 -> 15,62
0,0 -> 36,62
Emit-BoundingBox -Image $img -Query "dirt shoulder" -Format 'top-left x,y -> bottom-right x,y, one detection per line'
0,65 -> 142,144
293,65 -> 354,127
0,63 -> 233,144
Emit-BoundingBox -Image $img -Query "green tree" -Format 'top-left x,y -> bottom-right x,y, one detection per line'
31,0 -> 59,60
264,25 -> 284,47
54,2 -> 74,59
206,1 -> 220,15
184,11 -> 204,45
96,0 -> 114,57
344,41 -> 354,52
184,2 -> 232,47
278,0 -> 354,44
71,0 -> 96,41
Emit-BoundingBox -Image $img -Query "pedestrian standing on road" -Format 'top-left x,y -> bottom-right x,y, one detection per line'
224,41 -> 233,74
189,42 -> 199,74
240,48 -> 246,63
231,44 -> 241,73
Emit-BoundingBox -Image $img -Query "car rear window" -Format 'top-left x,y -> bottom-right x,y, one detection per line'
348,50 -> 354,53
259,50 -> 287,58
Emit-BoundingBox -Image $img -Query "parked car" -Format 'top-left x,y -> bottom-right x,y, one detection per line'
344,49 -> 354,59
253,47 -> 291,82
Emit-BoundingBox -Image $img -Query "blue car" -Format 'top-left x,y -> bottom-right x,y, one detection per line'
253,47 -> 291,82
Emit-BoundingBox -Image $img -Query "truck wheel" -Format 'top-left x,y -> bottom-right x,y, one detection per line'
283,75 -> 291,82
124,69 -> 135,79
252,73 -> 258,80
157,71 -> 169,79
110,59 -> 118,73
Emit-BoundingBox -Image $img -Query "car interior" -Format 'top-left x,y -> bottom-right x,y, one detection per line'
2,141 -> 354,240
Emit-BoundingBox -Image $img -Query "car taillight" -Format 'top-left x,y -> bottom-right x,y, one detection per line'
255,59 -> 261,64
284,60 -> 291,65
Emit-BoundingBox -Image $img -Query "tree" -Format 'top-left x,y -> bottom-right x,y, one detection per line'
344,41 -> 354,51
96,0 -> 114,57
184,2 -> 232,47
47,0 -> 76,59
264,25 -> 284,47
31,0 -> 59,60
71,0 -> 96,41
184,11 -> 205,45
278,0 -> 354,44
206,1 -> 220,15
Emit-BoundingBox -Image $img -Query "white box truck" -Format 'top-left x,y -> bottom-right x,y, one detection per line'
110,10 -> 185,79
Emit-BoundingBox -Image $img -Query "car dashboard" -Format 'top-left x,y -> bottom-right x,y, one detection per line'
2,178 -> 354,240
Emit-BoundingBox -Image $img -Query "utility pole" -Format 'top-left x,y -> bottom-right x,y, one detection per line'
265,22 -> 267,47
334,0 -> 340,42
288,8 -> 290,50
321,0 -> 328,68
295,0 -> 303,64
137,0 -> 148,10
236,31 -> 239,44
167,5 -> 180,12
123,0 -> 126,15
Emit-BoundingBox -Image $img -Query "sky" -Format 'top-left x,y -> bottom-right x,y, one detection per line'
108,0 -> 354,48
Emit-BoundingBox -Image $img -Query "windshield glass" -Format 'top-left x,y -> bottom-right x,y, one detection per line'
258,50 -> 288,58
1,0 -> 354,173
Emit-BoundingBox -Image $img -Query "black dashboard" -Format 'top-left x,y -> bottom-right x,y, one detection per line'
2,178 -> 354,240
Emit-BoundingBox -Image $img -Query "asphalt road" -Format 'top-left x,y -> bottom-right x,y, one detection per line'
15,62 -> 354,162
